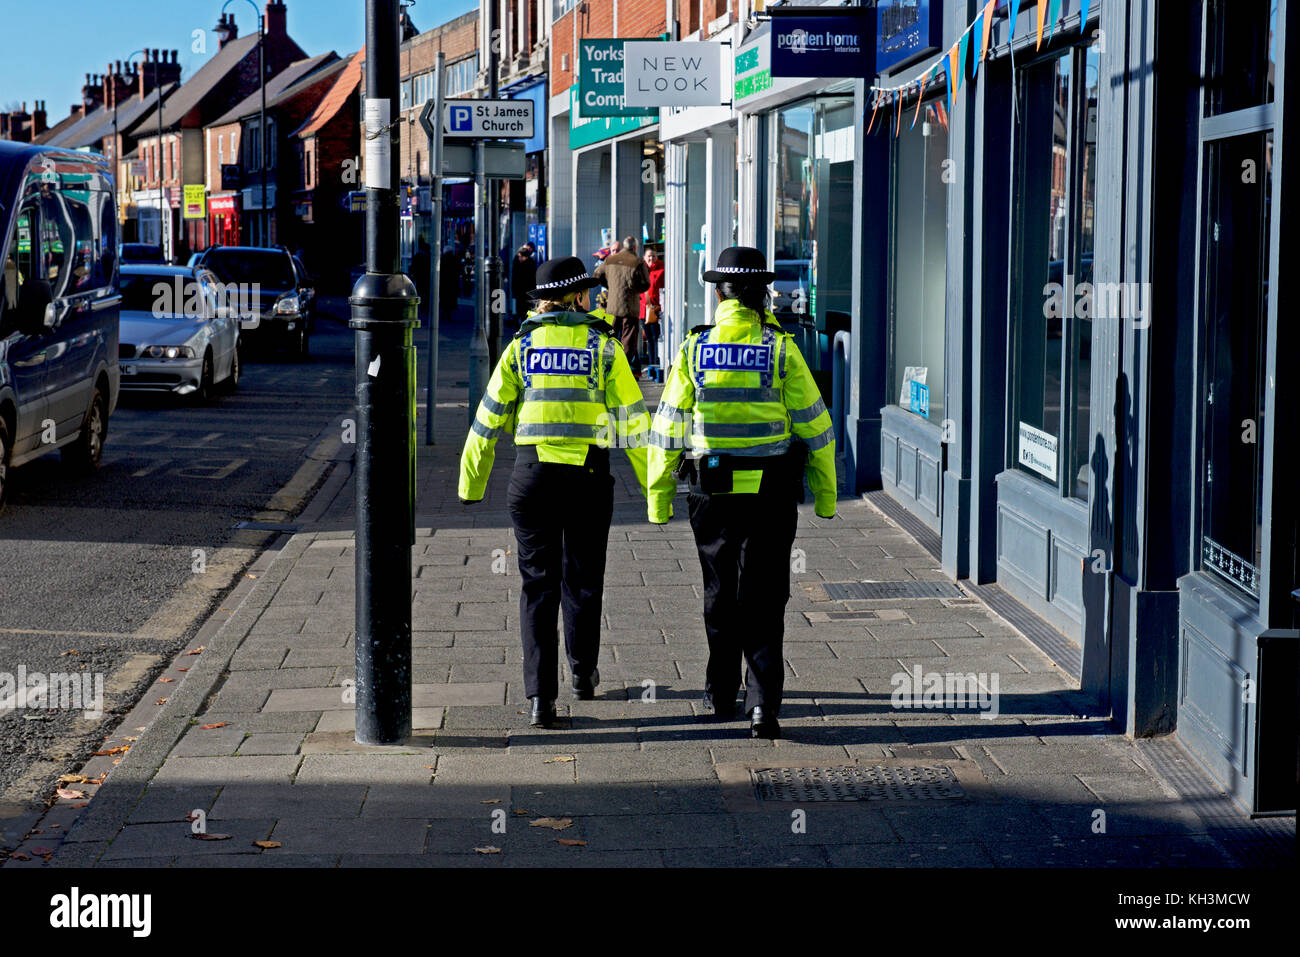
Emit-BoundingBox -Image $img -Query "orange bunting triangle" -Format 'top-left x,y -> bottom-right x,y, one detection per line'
948,43 -> 961,93
911,74 -> 928,130
895,90 -> 903,136
1036,0 -> 1047,49
867,95 -> 880,136
980,0 -> 995,64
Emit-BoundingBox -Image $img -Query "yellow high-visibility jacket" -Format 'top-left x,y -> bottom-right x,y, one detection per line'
646,299 -> 836,522
459,310 -> 650,501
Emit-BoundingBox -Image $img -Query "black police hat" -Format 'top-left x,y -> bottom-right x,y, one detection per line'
702,245 -> 776,285
528,255 -> 602,299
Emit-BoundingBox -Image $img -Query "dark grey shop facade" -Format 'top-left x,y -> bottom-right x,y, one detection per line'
838,0 -> 1296,814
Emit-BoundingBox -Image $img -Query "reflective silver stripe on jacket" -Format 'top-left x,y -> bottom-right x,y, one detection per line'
693,419 -> 787,439
788,398 -> 828,423
647,430 -> 681,449
522,387 -> 606,404
516,422 -> 603,440
471,419 -> 502,440
611,398 -> 650,419
480,394 -> 512,417
691,438 -> 792,457
696,387 -> 782,404
802,425 -> 834,451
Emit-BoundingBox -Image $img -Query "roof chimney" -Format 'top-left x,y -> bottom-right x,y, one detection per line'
32,100 -> 47,136
265,0 -> 287,38
216,12 -> 240,48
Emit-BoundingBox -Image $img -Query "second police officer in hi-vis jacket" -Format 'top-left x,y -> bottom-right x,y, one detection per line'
647,246 -> 837,739
459,256 -> 651,729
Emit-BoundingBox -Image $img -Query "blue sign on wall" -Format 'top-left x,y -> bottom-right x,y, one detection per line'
876,0 -> 945,74
528,223 -> 548,263
507,78 -> 548,154
910,380 -> 930,419
770,13 -> 875,79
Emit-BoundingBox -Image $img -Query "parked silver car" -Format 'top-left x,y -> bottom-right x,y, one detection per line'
118,265 -> 239,400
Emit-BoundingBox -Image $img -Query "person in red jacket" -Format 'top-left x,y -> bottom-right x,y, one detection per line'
639,245 -> 665,370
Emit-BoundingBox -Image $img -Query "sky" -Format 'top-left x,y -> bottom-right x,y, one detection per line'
0,0 -> 477,119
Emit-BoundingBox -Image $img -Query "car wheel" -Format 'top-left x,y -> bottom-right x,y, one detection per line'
0,416 -> 11,515
221,342 -> 241,393
197,350 -> 215,402
62,386 -> 107,473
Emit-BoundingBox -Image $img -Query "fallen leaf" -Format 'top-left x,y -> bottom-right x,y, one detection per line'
55,788 -> 86,800
9,852 -> 29,861
158,677 -> 175,683
111,758 -> 121,765
473,846 -> 501,855
252,841 -> 282,849
185,646 -> 206,655
154,698 -> 167,705
58,774 -> 94,785
199,722 -> 228,730
73,803 -> 88,809
123,736 -> 139,742
513,809 -> 530,816
30,846 -> 54,855
423,765 -> 436,770
191,832 -> 231,841
59,650 -> 79,657
91,745 -> 129,756
544,755 -> 575,764
178,667 -> 189,672
556,838 -> 587,846
93,772 -> 107,785
529,817 -> 574,831
245,573 -> 258,579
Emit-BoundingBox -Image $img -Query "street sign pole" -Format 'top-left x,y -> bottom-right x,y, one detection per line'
468,138 -> 490,429
485,0 -> 502,367
420,51 -> 446,446
350,0 -> 417,746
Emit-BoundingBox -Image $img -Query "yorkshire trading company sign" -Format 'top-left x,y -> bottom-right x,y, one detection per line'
578,39 -> 658,117
770,12 -> 876,79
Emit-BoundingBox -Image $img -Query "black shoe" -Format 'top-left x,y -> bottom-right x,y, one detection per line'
529,696 -> 556,728
703,692 -> 737,720
750,706 -> 781,739
571,668 -> 599,700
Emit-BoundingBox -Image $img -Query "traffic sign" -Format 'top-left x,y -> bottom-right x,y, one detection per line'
443,98 -> 535,139
441,142 -> 526,180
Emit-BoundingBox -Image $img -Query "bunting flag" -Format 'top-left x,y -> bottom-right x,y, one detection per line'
958,27 -> 972,86
980,0 -> 995,65
933,98 -> 949,134
943,46 -> 956,118
1009,0 -> 1023,39
895,89 -> 904,136
1048,0 -> 1062,42
971,9 -> 985,79
866,94 -> 880,135
948,42 -> 961,97
1079,0 -> 1091,34
1036,0 -> 1047,49
911,72 -> 928,129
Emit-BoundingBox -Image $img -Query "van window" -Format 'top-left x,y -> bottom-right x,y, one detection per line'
39,188 -> 103,298
1,206 -> 40,336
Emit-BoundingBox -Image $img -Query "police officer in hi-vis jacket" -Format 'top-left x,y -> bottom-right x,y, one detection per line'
459,256 -> 651,728
646,246 -> 836,739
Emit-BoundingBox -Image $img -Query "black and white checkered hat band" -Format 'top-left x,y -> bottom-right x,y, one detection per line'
713,266 -> 769,274
535,273 -> 594,290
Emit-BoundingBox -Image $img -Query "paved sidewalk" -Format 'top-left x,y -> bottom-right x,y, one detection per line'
19,319 -> 1271,868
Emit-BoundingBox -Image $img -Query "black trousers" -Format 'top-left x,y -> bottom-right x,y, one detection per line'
687,473 -> 800,716
507,449 -> 613,701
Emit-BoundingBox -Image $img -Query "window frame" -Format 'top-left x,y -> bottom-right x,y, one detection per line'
1006,40 -> 1098,500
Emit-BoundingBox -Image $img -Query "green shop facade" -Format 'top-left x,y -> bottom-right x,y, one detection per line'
832,0 -> 1296,813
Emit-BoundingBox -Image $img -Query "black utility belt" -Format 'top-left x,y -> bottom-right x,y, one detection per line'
515,443 -> 611,470
679,451 -> 799,494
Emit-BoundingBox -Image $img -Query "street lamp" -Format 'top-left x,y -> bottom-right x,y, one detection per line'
216,0 -> 267,244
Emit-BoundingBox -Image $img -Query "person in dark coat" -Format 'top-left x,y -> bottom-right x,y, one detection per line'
510,244 -> 537,325
440,243 -> 462,323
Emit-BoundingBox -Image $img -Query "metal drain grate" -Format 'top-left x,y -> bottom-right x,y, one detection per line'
751,765 -> 966,802
822,580 -> 965,600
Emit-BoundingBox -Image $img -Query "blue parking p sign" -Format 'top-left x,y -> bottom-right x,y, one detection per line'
449,105 -> 473,132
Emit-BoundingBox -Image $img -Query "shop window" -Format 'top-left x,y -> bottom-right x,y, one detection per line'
771,96 -> 855,369
1009,41 -> 1099,497
1204,0 -> 1277,118
1199,131 -> 1272,599
889,99 -> 949,422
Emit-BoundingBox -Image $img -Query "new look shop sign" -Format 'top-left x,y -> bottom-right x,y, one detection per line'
770,10 -> 875,79
624,41 -> 724,108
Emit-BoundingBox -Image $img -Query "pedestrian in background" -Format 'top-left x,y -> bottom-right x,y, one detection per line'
595,236 -> 651,378
459,256 -> 651,729
439,242 -> 461,324
410,235 -> 431,319
510,243 -> 537,329
646,246 -> 837,740
640,245 -> 665,370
